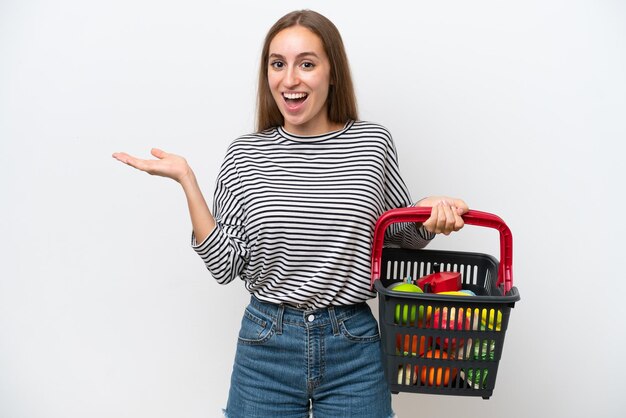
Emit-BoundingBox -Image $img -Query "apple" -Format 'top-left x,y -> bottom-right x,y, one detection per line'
436,307 -> 472,331
431,307 -> 471,350
391,282 -> 423,293
392,283 -> 424,325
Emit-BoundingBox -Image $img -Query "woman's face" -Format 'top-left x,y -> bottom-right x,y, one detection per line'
267,26 -> 338,136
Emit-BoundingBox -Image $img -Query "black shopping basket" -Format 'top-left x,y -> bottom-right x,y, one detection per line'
371,207 -> 520,399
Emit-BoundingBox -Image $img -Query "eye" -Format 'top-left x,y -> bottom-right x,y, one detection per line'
270,60 -> 285,70
301,61 -> 315,70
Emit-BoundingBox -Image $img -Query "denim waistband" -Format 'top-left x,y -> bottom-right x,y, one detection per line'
249,295 -> 371,335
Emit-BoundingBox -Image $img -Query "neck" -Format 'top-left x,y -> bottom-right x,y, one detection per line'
283,120 -> 345,136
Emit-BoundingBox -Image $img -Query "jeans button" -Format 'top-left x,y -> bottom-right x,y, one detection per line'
307,314 -> 315,322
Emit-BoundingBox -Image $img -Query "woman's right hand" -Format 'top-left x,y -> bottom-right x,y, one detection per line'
112,148 -> 192,183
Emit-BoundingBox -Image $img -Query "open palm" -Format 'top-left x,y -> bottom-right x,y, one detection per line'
112,148 -> 191,183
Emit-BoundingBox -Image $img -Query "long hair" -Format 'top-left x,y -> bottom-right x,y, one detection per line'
256,10 -> 358,132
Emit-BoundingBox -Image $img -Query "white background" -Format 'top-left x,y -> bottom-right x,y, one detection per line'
1,0 -> 625,417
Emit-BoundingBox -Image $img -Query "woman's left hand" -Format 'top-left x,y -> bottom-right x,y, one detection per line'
416,196 -> 469,235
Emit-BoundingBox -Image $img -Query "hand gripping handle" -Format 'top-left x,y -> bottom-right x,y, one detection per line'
371,207 -> 514,293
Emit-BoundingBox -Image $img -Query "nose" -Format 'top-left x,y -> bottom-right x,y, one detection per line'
284,66 -> 300,88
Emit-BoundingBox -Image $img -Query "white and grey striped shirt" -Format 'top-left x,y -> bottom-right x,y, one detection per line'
192,120 -> 433,309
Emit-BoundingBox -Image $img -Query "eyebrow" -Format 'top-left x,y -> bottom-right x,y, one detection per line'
269,52 -> 320,60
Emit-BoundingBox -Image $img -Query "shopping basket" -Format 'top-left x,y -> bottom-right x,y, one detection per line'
371,207 -> 520,399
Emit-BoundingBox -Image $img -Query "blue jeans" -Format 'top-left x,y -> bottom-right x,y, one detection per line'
224,296 -> 394,418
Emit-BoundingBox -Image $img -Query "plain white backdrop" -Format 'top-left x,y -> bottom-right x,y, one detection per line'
1,0 -> 625,417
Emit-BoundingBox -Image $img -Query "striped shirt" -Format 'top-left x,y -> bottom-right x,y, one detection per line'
192,120 -> 433,309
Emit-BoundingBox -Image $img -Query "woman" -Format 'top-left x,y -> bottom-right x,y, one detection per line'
113,9 -> 467,418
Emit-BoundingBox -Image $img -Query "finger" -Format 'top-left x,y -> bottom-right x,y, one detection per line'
453,199 -> 469,215
430,202 -> 448,234
452,206 -> 465,231
112,152 -> 133,164
439,202 -> 456,235
422,204 -> 438,234
112,152 -> 144,168
113,152 -> 154,173
151,148 -> 167,159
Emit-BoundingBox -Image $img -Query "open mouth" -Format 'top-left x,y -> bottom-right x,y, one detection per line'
283,92 -> 308,105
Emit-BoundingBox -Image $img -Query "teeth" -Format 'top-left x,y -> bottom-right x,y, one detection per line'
283,92 -> 307,100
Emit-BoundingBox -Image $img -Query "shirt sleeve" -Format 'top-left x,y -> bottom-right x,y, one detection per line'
380,128 -> 435,249
191,151 -> 249,284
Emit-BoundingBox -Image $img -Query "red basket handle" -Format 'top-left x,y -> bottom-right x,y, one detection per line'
371,207 -> 513,293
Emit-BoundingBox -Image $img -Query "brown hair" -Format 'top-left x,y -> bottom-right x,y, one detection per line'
256,10 -> 358,132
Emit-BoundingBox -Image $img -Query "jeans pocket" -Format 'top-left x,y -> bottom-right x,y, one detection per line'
339,310 -> 381,343
237,307 -> 275,345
